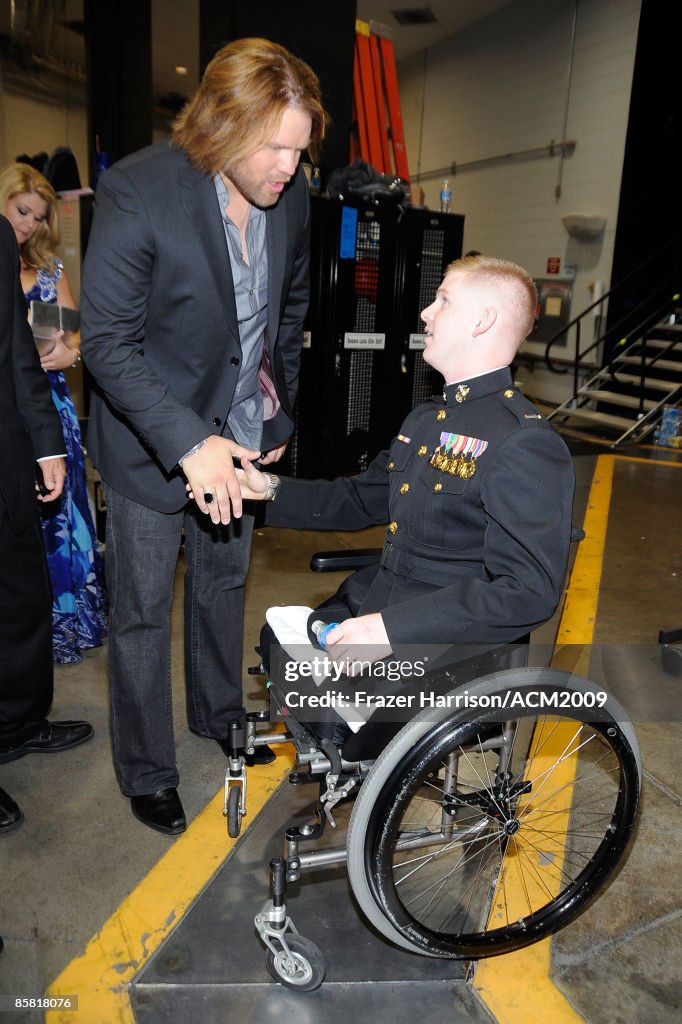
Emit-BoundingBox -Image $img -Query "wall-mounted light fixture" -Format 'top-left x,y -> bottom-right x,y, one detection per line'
561,212 -> 607,240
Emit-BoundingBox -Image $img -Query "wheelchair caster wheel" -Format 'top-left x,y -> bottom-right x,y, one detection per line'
265,935 -> 326,991
227,785 -> 243,838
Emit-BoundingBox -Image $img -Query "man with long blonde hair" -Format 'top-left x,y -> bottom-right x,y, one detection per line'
81,37 -> 327,834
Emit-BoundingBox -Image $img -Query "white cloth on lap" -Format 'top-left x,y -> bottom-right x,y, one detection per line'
265,605 -> 369,733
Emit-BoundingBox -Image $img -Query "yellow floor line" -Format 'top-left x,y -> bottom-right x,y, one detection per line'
473,453 -> 615,1023
613,453 -> 682,469
45,752 -> 294,1024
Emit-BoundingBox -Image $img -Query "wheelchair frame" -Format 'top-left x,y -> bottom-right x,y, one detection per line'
224,664 -> 641,991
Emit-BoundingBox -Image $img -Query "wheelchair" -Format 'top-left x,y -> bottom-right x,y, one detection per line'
223,550 -> 642,992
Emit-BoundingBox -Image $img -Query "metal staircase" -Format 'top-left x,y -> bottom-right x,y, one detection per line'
548,310 -> 682,445
542,236 -> 682,447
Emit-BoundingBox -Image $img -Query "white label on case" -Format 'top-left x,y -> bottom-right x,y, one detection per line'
343,333 -> 385,350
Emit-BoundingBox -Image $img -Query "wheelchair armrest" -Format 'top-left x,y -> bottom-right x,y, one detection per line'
310,548 -> 382,572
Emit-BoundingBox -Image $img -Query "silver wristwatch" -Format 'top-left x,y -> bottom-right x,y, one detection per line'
263,473 -> 281,502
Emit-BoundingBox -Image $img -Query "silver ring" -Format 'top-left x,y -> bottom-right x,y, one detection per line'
203,491 -> 215,504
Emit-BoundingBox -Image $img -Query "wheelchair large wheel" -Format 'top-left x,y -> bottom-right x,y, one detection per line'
347,667 -> 641,959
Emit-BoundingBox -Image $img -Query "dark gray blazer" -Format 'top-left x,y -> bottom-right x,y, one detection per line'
80,143 -> 311,513
0,216 -> 64,534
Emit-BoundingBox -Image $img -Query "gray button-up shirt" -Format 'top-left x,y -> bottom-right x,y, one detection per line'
214,173 -> 268,450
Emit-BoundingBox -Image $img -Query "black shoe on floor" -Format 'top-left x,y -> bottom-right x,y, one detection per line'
0,721 -> 94,765
131,787 -> 186,835
214,738 -> 277,766
0,786 -> 24,834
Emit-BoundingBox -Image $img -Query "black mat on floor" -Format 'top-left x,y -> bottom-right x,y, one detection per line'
131,780 -> 490,1024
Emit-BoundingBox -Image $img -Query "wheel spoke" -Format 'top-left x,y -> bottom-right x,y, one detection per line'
347,673 -> 639,959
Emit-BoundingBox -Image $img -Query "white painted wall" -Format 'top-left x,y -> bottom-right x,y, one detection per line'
0,89 -> 88,187
398,0 -> 642,402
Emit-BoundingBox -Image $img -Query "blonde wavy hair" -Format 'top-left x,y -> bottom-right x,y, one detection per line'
173,37 -> 328,175
0,162 -> 60,270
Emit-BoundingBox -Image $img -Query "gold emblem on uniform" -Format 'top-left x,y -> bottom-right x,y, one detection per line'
434,482 -> 442,492
388,521 -> 398,534
428,431 -> 489,480
418,445 -> 428,457
436,409 -> 446,421
455,383 -> 470,403
387,461 -> 395,470
504,389 -> 514,398
400,483 -> 410,494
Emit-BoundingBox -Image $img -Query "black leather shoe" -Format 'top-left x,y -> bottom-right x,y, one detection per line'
131,788 -> 186,835
214,738 -> 276,766
0,786 -> 24,834
0,721 -> 94,764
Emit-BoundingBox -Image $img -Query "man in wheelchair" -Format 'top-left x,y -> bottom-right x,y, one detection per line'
228,255 -> 641,990
237,253 -> 575,737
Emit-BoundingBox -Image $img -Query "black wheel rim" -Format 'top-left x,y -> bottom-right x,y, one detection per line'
365,705 -> 639,958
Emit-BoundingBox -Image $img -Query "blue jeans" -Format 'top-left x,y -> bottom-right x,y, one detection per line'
104,484 -> 254,795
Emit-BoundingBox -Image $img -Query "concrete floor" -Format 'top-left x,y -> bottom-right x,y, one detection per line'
0,439 -> 681,1023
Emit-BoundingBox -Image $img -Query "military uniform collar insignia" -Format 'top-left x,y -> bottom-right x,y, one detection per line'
442,381 -> 471,405
442,367 -> 514,405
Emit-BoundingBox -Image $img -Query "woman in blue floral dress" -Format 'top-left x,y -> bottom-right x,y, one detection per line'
0,163 -> 107,663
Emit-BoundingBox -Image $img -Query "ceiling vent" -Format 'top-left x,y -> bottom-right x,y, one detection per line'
391,7 -> 438,26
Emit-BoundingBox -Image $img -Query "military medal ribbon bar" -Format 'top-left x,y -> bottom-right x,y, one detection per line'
429,432 -> 489,478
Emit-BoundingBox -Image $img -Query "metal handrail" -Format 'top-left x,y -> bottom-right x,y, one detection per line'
543,236 -> 682,404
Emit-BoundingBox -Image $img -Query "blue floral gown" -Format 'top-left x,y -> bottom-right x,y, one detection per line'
25,260 -> 107,663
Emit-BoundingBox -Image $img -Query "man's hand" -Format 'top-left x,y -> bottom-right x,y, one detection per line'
233,456 -> 270,500
36,457 -> 66,503
182,436 -> 260,524
324,613 -> 393,674
259,441 -> 288,465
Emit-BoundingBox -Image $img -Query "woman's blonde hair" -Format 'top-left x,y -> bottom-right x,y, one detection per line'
173,37 -> 328,175
0,162 -> 59,270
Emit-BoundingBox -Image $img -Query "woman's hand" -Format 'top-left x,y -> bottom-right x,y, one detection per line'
39,331 -> 80,372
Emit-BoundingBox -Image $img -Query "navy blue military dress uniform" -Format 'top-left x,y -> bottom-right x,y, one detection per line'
266,366 -> 575,657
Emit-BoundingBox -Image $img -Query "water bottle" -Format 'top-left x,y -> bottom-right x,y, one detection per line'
311,619 -> 340,651
440,179 -> 452,214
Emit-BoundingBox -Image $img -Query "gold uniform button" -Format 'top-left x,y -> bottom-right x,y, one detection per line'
387,461 -> 395,470
418,445 -> 428,457
436,409 -> 446,421
434,482 -> 443,492
388,521 -> 398,534
504,389 -> 514,398
399,482 -> 410,494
